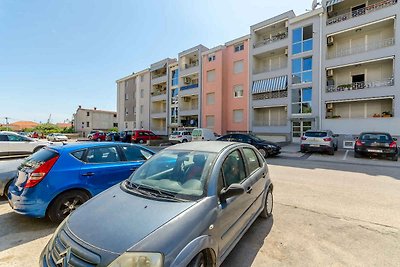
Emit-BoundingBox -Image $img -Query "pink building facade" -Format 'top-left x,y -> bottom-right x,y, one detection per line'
201,36 -> 250,135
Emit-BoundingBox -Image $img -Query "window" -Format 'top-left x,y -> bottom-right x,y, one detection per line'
171,70 -> 179,86
71,150 -> 85,161
243,148 -> 260,174
86,122 -> 90,127
233,109 -> 244,123
234,43 -> 244,52
207,70 -> 216,82
171,88 -> 178,97
208,55 -> 216,62
140,89 -> 144,98
291,87 -> 312,114
234,85 -> 243,98
292,57 -> 312,84
292,25 -> 313,55
113,114 -> 117,118
7,134 -> 25,142
86,146 -> 121,163
233,60 -> 244,74
113,123 -> 118,127
86,112 -> 90,116
206,115 -> 215,128
140,75 -> 144,82
206,93 -> 215,105
0,135 -> 8,141
125,108 -> 128,116
221,150 -> 246,187
140,105 -> 143,114
140,121 -> 143,128
253,106 -> 287,126
125,93 -> 128,100
121,146 -> 153,161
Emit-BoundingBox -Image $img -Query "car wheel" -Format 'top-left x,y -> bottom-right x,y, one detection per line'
4,180 -> 13,197
392,155 -> 398,161
188,252 -> 206,267
33,146 -> 44,153
48,190 -> 90,223
334,144 -> 338,151
258,148 -> 268,158
300,148 -> 306,153
354,152 -> 361,158
97,138 -> 101,142
138,139 -> 144,144
328,147 -> 334,155
182,139 -> 187,143
260,188 -> 273,218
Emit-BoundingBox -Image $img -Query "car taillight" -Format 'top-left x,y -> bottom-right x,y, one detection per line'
389,141 -> 397,148
355,140 -> 363,146
323,137 -> 332,142
25,155 -> 59,188
300,136 -> 307,140
177,135 -> 182,138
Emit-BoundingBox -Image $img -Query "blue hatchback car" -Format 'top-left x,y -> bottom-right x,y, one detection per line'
8,142 -> 154,222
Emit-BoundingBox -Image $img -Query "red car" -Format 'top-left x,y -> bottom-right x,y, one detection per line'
92,132 -> 106,141
131,130 -> 160,144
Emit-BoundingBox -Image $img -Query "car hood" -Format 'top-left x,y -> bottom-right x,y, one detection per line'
66,184 -> 196,254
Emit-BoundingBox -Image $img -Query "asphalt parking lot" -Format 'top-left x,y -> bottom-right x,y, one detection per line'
0,147 -> 399,266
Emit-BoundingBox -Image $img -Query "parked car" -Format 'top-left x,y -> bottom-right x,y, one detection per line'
46,133 -> 68,142
169,130 -> 192,143
28,132 -> 39,139
354,132 -> 398,161
87,130 -> 100,140
300,130 -> 338,155
92,131 -> 107,141
0,159 -> 24,196
40,141 -> 273,267
8,142 -> 154,222
217,133 -> 281,158
106,132 -> 120,141
17,132 -> 28,136
191,128 -> 216,141
0,131 -> 50,157
131,130 -> 160,144
119,130 -> 133,143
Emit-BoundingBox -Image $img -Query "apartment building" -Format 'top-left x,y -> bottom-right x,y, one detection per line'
169,61 -> 180,132
178,45 -> 209,130
116,69 -> 151,131
201,36 -> 250,135
73,106 -> 117,137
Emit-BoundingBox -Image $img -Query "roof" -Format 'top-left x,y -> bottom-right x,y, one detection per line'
76,108 -> 117,114
47,142 -> 154,153
164,141 -> 237,153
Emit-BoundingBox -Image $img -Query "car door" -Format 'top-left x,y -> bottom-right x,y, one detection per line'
0,134 -> 10,156
7,134 -> 32,154
80,146 -> 128,195
119,145 -> 154,177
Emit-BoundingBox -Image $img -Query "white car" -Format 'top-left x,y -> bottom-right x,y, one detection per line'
169,130 -> 192,143
47,133 -> 68,142
191,128 -> 217,141
0,131 -> 51,157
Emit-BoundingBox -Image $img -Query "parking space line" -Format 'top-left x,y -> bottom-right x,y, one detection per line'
343,150 -> 349,161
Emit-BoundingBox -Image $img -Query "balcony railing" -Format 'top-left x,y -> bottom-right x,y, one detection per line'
327,0 -> 397,25
253,121 -> 287,127
152,72 -> 167,79
327,37 -> 395,59
183,62 -> 199,69
253,32 -> 288,48
254,62 -> 288,75
180,104 -> 199,111
252,90 -> 288,100
151,91 -> 166,96
180,83 -> 199,91
326,78 -> 394,93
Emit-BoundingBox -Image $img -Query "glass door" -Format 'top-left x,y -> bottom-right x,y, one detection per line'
292,121 -> 312,143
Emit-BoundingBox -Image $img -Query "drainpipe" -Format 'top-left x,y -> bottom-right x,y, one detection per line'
318,12 -> 323,130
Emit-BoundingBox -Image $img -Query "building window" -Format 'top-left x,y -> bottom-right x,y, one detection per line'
253,106 -> 287,126
234,43 -> 244,52
125,122 -> 128,129
113,114 -> 117,118
207,70 -> 216,82
140,75 -> 144,82
208,55 -> 216,62
86,112 -> 90,116
140,121 -> 143,128
125,108 -> 128,116
86,122 -> 90,127
206,93 -> 215,105
206,115 -> 215,128
171,70 -> 179,86
292,25 -> 313,55
291,87 -> 312,114
292,57 -> 312,84
234,85 -> 243,98
140,89 -> 144,98
233,60 -> 244,74
125,93 -> 128,100
171,88 -> 178,97
113,123 -> 118,127
140,105 -> 143,114
233,109 -> 244,123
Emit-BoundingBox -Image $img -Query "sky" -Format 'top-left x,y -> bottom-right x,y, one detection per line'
0,0 -> 312,124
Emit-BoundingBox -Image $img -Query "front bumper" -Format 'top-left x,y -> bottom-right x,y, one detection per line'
8,190 -> 47,218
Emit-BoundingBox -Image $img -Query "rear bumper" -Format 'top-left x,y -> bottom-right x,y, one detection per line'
8,189 -> 47,218
355,147 -> 398,156
301,144 -> 333,152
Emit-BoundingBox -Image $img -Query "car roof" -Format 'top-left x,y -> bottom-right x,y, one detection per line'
359,132 -> 391,135
47,142 -> 148,153
165,141 -> 238,153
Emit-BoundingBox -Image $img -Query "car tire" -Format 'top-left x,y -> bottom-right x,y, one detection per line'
33,146 -> 44,153
4,180 -> 13,197
392,155 -> 398,161
97,138 -> 101,142
188,252 -> 206,267
300,148 -> 306,153
48,190 -> 90,223
334,144 -> 338,151
354,152 -> 361,158
182,139 -> 187,143
258,148 -> 268,158
138,139 -> 144,144
328,148 -> 334,155
260,188 -> 273,218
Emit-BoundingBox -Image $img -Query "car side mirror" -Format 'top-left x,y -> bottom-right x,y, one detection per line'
219,183 -> 245,203
393,137 -> 397,141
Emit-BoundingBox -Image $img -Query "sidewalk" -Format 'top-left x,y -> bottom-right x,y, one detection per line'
280,143 -> 300,154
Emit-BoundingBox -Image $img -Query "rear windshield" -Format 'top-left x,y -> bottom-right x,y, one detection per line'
171,132 -> 181,135
360,133 -> 391,142
20,148 -> 58,170
192,129 -> 201,137
305,131 -> 328,137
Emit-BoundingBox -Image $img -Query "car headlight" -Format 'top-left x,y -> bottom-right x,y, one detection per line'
108,252 -> 163,267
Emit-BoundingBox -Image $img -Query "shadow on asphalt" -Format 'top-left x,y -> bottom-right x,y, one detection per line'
0,198 -> 57,252
221,216 -> 274,267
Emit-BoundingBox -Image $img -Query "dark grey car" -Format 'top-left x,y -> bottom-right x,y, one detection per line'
40,141 -> 273,267
0,159 -> 23,196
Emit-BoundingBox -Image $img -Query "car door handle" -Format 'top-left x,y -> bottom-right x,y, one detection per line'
246,186 -> 253,194
82,172 -> 94,177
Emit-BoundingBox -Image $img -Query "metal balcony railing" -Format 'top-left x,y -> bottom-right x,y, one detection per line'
152,72 -> 167,79
253,32 -> 288,48
252,90 -> 288,100
180,83 -> 199,91
253,62 -> 288,75
151,91 -> 166,97
183,62 -> 199,70
326,78 -> 394,93
326,0 -> 398,25
327,37 -> 395,59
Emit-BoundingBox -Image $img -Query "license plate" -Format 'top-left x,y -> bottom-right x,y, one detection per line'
367,149 -> 382,153
310,144 -> 320,147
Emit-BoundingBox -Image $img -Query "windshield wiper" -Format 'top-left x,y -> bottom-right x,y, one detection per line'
130,182 -> 188,202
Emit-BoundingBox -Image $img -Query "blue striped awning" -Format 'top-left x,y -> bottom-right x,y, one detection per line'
326,0 -> 344,7
252,75 -> 287,94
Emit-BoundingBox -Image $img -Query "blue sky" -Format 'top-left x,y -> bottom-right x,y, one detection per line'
0,0 -> 312,124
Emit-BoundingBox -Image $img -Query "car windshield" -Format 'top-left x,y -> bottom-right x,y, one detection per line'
127,150 -> 217,200
171,131 -> 181,135
305,131 -> 328,137
192,129 -> 201,137
360,133 -> 391,142
249,133 -> 263,142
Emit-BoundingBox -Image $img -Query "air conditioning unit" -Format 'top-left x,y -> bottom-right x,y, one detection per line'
284,48 -> 288,56
327,69 -> 334,77
183,77 -> 191,84
327,103 -> 333,109
183,97 -> 190,102
327,36 -> 334,46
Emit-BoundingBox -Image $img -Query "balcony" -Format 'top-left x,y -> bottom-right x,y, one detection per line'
180,83 -> 199,91
152,72 -> 167,79
253,31 -> 288,48
183,61 -> 199,70
253,61 -> 287,75
326,0 -> 397,26
253,90 -> 288,101
326,78 -> 394,93
327,37 -> 394,59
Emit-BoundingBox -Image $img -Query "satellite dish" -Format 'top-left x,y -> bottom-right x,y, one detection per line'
311,0 -> 320,10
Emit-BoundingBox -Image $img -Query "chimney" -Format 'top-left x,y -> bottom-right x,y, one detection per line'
94,107 -> 97,110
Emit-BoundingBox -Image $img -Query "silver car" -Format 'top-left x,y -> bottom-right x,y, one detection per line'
300,130 -> 338,155
0,159 -> 23,196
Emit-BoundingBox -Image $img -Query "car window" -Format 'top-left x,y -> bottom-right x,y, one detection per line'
360,133 -> 391,142
86,146 -> 121,163
0,135 -> 8,141
7,134 -> 24,142
305,131 -> 328,137
243,148 -> 260,174
237,135 -> 251,144
121,145 -> 153,161
20,148 -> 58,170
217,135 -> 231,141
221,150 -> 246,187
71,150 -> 85,161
